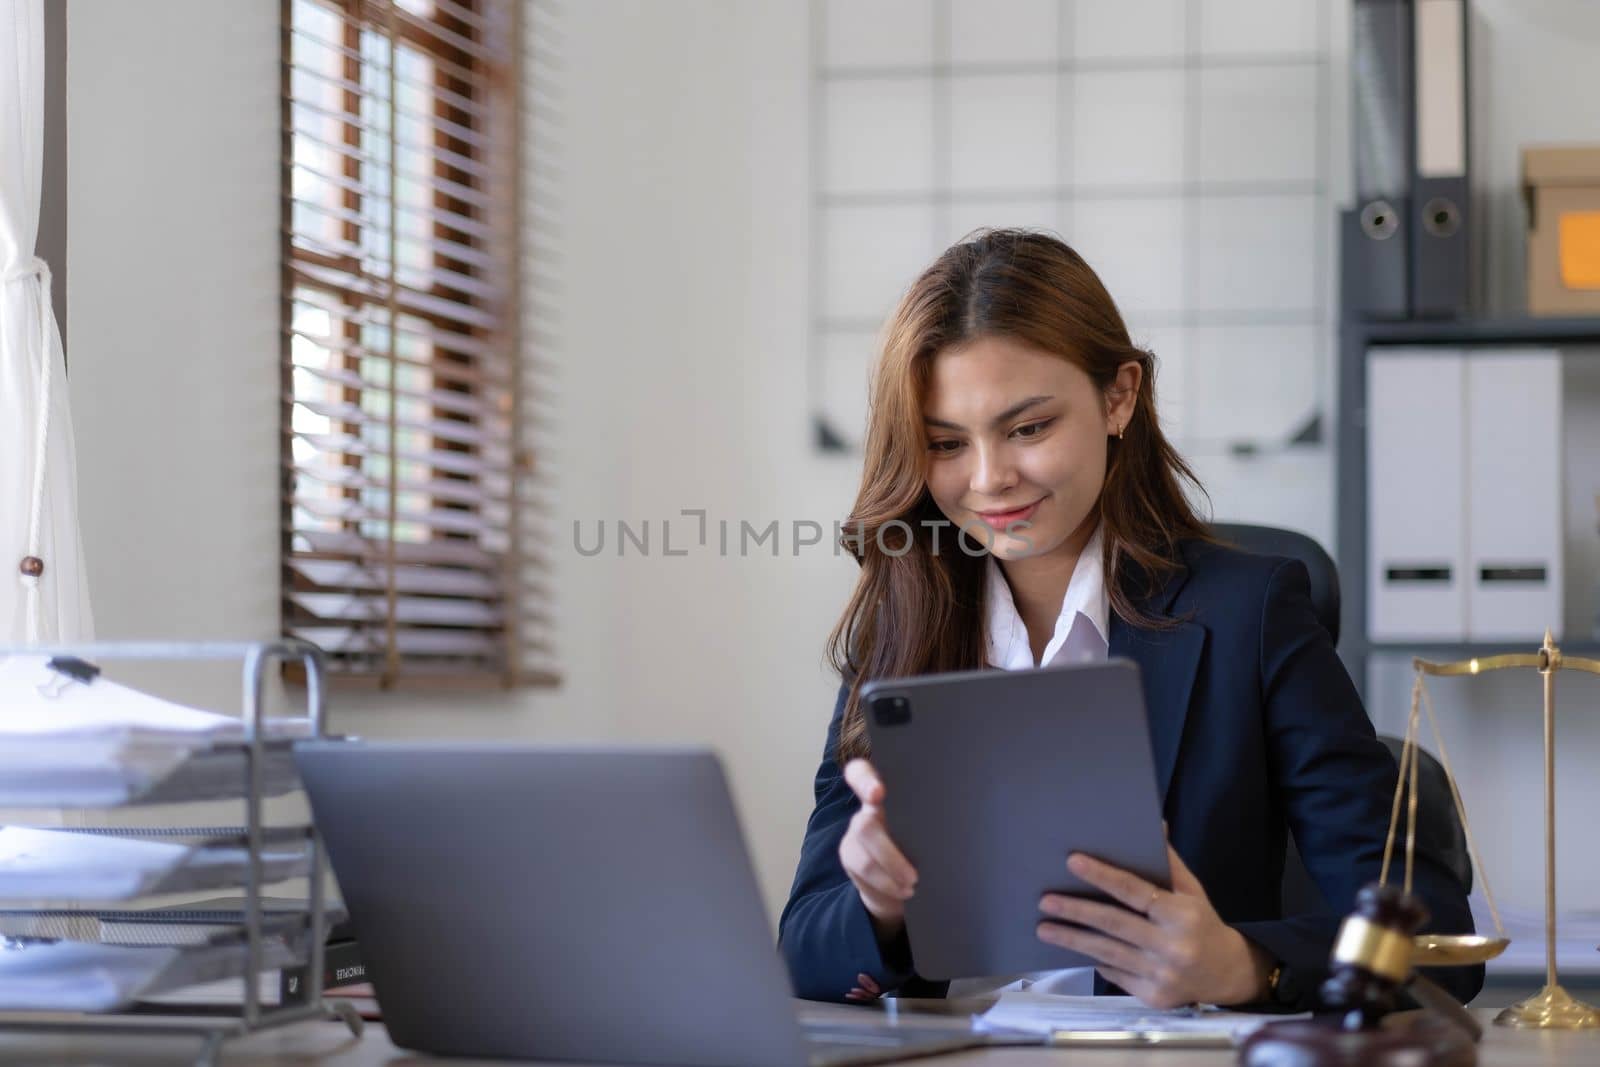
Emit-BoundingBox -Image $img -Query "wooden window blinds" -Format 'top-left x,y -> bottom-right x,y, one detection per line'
281,0 -> 551,687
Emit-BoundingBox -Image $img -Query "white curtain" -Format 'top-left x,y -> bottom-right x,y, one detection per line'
2,0 -> 92,644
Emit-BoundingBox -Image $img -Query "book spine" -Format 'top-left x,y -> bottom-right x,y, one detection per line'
280,939 -> 365,1004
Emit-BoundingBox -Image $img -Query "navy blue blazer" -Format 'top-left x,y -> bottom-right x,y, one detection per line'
778,541 -> 1483,1010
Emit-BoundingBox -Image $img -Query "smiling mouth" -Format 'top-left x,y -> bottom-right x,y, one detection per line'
975,500 -> 1041,529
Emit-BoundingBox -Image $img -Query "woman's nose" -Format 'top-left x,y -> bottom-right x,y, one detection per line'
971,443 -> 1018,497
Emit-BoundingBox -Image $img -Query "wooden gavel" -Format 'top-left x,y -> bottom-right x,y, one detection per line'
1239,882 -> 1479,1067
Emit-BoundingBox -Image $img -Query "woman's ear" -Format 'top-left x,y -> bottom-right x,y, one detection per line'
1105,361 -> 1143,436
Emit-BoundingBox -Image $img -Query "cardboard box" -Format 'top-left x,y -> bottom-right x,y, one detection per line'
1524,145 -> 1600,316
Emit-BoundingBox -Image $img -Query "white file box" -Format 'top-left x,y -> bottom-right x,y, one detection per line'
1368,349 -> 1467,640
1466,351 -> 1564,641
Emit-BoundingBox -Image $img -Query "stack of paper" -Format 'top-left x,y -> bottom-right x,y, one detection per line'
0,826 -> 312,902
140,970 -> 286,1008
978,992 -> 1303,1044
0,938 -> 303,1013
0,656 -> 307,806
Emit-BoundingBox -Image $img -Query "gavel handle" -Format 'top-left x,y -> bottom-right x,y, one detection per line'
1407,973 -> 1483,1042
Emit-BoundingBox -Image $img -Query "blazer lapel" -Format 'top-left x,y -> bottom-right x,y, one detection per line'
1108,567 -> 1207,805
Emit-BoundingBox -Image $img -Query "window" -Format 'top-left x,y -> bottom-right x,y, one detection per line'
282,0 -> 548,686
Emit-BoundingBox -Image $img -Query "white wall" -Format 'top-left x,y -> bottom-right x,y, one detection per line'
64,0 -> 842,914
62,0 -> 1600,921
67,0 -> 282,705
322,0 -> 852,915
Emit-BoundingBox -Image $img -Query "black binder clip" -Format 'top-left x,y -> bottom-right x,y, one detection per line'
36,656 -> 101,699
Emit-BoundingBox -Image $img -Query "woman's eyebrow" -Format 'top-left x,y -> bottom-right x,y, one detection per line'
923,395 -> 1055,432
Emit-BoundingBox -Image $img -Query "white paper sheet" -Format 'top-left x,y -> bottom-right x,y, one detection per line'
0,655 -> 306,740
0,656 -> 307,806
0,826 -> 311,902
978,991 -> 1303,1041
0,938 -> 300,1013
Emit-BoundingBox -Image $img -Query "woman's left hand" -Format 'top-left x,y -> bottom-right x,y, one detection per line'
1036,844 -> 1273,1009
844,972 -> 883,1003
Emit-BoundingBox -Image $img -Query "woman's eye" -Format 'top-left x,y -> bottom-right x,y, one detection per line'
1012,418 -> 1055,439
928,439 -> 962,454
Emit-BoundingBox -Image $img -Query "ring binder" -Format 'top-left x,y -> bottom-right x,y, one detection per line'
1342,0 -> 1472,320
1410,0 -> 1470,318
1343,0 -> 1414,320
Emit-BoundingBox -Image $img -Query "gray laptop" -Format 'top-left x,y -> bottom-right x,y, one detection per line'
293,742 -> 984,1067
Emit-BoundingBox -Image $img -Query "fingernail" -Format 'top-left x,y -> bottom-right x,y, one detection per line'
1067,854 -> 1087,873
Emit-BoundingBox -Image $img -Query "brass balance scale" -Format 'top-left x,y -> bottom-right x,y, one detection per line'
1388,630 -> 1600,1030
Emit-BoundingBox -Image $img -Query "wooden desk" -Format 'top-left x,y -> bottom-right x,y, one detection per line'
0,1004 -> 1594,1066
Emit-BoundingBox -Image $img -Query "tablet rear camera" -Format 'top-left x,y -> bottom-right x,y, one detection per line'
872,696 -> 912,727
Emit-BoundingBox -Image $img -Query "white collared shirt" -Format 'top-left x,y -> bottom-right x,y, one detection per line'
985,523 -> 1110,670
947,525 -> 1109,998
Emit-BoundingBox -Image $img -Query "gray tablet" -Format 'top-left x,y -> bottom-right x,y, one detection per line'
861,659 -> 1169,980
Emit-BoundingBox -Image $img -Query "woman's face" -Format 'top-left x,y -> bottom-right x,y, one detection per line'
922,336 -> 1137,562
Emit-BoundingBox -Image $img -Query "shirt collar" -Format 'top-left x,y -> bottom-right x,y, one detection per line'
985,524 -> 1110,669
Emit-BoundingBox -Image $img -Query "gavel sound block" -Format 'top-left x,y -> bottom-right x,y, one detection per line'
1238,884 -> 1477,1067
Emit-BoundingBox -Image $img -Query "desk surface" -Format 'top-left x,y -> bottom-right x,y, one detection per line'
1,1003 -> 1595,1066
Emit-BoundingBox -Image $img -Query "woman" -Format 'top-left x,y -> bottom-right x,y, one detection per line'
777,230 -> 1481,1011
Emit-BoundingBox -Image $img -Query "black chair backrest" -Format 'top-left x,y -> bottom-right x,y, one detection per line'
1211,522 -> 1342,647
1208,522 -> 1474,904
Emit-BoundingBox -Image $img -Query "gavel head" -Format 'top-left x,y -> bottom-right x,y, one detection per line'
1319,882 -> 1429,1030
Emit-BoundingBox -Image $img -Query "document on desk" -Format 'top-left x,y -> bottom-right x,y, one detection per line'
977,992 -> 1304,1046
0,826 -> 312,902
0,937 -> 302,1012
0,655 -> 306,806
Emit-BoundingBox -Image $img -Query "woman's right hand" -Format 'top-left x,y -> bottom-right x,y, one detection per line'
840,759 -> 919,938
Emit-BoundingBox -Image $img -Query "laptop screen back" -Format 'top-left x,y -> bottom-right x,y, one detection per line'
294,742 -> 809,1067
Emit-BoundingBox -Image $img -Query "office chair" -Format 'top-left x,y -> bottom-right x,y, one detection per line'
1210,523 -> 1473,912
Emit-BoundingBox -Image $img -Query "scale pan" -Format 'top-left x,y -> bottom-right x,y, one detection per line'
1411,934 -> 1510,965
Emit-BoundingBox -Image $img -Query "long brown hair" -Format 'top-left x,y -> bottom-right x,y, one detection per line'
828,229 -> 1210,763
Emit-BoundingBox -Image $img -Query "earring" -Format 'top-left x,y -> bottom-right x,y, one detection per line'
1117,424 -> 1125,440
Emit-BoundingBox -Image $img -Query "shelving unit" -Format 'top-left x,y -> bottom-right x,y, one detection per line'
0,640 -> 362,1067
1335,315 -> 1600,693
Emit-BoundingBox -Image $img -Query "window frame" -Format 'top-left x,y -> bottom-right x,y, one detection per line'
280,0 -> 546,689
